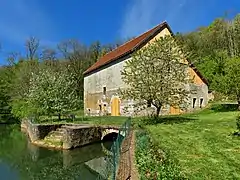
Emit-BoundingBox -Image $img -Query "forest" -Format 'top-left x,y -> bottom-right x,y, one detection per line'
0,14 -> 240,123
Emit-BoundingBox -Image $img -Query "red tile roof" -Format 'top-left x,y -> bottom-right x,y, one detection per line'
84,21 -> 172,75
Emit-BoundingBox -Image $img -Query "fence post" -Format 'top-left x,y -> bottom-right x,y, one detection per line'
112,141 -> 117,180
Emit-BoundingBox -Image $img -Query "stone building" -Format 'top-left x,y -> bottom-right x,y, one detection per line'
83,21 -> 209,116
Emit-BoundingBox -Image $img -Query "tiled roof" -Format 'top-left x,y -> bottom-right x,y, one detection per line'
83,21 -> 208,86
84,21 -> 171,75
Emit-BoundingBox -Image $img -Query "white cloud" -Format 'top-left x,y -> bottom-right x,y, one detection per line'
0,0 -> 56,46
120,0 -> 189,38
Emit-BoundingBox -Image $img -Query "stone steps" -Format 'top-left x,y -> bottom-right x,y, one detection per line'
43,127 -> 66,147
48,130 -> 64,137
45,134 -> 63,141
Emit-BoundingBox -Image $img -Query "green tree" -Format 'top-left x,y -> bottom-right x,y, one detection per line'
121,35 -> 190,117
220,58 -> 240,109
27,65 -> 80,120
0,66 -> 14,122
9,59 -> 40,118
58,39 -> 92,108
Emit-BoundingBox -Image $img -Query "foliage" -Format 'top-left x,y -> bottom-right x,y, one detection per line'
11,99 -> 37,119
8,60 -> 40,119
177,14 -> 240,107
236,114 -> 240,132
26,65 -> 80,119
135,130 -> 184,179
146,110 -> 240,179
121,35 -> 190,117
0,35 -> 132,121
0,67 -> 17,123
210,103 -> 239,112
11,59 -> 40,99
222,57 -> 240,109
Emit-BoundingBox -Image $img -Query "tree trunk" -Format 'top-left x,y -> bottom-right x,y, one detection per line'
58,113 -> 61,120
238,100 -> 240,111
156,106 -> 161,117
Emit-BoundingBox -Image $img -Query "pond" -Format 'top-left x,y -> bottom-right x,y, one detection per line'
0,125 -> 112,180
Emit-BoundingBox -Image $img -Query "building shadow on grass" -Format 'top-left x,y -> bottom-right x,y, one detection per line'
140,115 -> 197,126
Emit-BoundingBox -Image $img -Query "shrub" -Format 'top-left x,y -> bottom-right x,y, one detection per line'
135,130 -> 185,179
236,115 -> 240,132
11,99 -> 39,119
210,103 -> 238,112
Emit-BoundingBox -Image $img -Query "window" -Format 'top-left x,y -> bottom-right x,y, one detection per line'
200,98 -> 203,108
193,98 -> 196,108
103,87 -> 106,95
99,105 -> 102,111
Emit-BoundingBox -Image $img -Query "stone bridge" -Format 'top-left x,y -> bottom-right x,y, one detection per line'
21,120 -> 129,150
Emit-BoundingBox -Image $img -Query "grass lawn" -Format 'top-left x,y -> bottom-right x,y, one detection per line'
37,115 -> 133,126
35,109 -> 136,126
146,110 -> 240,179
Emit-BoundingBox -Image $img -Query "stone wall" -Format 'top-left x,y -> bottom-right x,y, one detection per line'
189,83 -> 209,110
62,125 -> 102,149
84,82 -> 209,117
21,119 -> 61,142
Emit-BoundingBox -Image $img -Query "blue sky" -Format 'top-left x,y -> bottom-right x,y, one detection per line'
0,0 -> 239,65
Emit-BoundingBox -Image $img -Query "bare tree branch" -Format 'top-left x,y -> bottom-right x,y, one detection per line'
25,37 -> 40,60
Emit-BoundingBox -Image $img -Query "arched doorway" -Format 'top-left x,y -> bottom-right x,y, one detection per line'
111,97 -> 120,116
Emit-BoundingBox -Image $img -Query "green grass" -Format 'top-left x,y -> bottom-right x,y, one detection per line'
34,108 -> 137,126
135,130 -> 184,179
38,115 -> 133,126
145,110 -> 240,179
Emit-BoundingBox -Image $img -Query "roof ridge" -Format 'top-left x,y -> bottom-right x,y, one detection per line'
98,21 -> 168,60
137,20 -> 167,36
134,21 -> 168,49
99,37 -> 138,58
84,21 -> 170,75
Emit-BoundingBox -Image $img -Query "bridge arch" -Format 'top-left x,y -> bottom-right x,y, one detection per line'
101,128 -> 119,141
101,128 -> 125,154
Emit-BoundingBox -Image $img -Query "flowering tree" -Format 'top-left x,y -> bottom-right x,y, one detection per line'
27,66 -> 80,120
121,35 -> 190,117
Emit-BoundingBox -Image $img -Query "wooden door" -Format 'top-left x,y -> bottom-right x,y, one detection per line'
170,106 -> 180,115
111,97 -> 120,116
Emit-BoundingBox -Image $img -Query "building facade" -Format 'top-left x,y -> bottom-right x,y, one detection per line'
83,22 -> 209,116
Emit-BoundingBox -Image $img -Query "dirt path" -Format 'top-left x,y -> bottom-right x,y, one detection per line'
117,130 -> 139,180
129,131 -> 139,180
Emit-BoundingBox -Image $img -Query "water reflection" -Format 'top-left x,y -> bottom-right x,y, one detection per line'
0,125 -> 113,180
